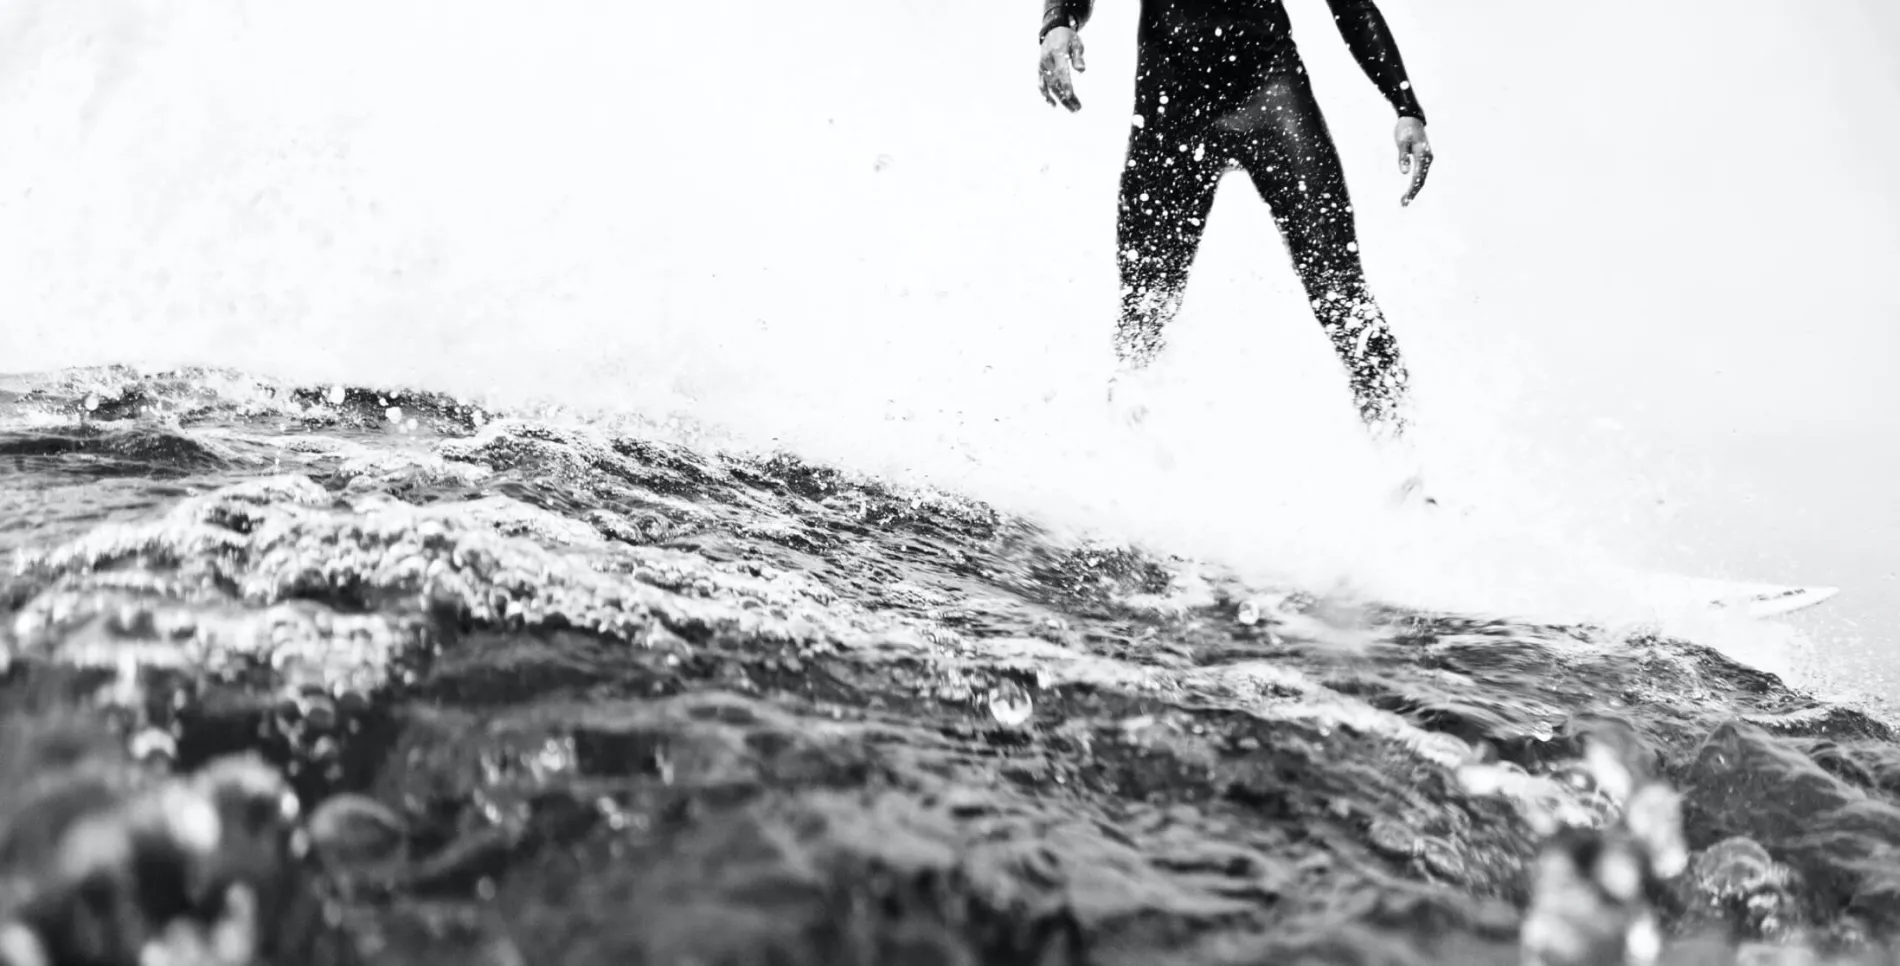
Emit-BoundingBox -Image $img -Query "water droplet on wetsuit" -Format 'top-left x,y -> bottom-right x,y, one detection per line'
988,681 -> 1034,728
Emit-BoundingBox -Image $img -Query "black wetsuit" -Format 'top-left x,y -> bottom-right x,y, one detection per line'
1041,0 -> 1426,434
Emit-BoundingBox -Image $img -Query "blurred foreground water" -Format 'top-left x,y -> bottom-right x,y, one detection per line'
3,367 -> 1899,966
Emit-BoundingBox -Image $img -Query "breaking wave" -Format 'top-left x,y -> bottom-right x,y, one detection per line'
2,368 -> 1898,965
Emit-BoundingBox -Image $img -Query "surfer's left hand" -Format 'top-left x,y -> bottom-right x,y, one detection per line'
1395,117 -> 1432,206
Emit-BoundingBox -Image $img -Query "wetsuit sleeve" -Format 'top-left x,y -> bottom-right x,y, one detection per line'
1325,0 -> 1427,124
1040,0 -> 1093,40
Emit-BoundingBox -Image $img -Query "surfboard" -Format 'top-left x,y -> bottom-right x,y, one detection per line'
1705,582 -> 1839,619
1649,575 -> 1840,619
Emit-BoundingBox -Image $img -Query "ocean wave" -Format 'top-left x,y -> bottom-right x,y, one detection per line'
2,367 -> 1897,966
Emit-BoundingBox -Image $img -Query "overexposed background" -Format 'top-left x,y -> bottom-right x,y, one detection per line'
1,1 -> 1895,700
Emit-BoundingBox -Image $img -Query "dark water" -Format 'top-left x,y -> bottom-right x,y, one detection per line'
2,366 -> 1898,966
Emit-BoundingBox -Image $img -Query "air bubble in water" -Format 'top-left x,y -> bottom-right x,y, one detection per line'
987,681 -> 1034,728
130,726 -> 177,762
83,393 -> 100,412
1237,600 -> 1262,625
386,406 -> 403,423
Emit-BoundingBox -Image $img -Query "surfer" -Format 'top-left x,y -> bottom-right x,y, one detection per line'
1036,0 -> 1434,462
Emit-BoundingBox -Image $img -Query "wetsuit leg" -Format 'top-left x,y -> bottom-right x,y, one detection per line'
1226,73 -> 1412,435
1113,121 -> 1227,370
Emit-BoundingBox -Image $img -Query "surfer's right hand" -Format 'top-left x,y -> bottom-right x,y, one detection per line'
1038,27 -> 1085,112
1395,117 -> 1432,206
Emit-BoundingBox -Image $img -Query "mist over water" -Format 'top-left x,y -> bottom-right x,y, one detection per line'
2,2 -> 1895,696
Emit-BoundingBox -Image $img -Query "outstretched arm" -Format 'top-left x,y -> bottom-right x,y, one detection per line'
1325,0 -> 1425,123
1326,0 -> 1434,205
1041,0 -> 1095,41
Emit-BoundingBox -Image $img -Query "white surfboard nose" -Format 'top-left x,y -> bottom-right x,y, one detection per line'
1652,575 -> 1841,619
1714,584 -> 1840,620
